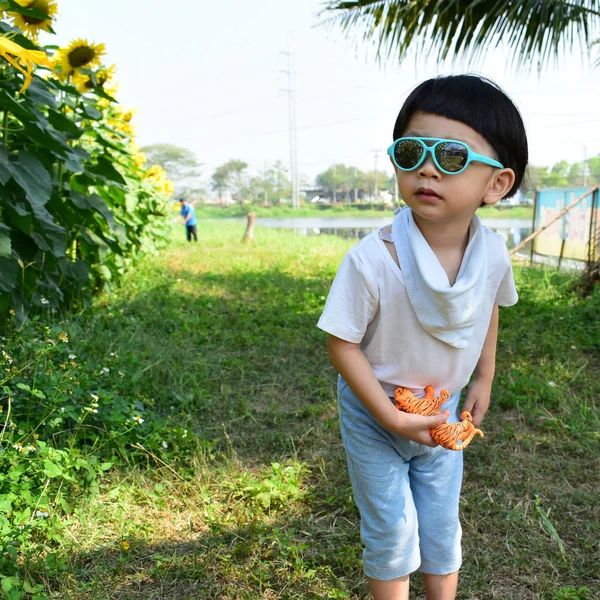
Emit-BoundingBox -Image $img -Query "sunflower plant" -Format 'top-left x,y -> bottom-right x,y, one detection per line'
0,8 -> 172,327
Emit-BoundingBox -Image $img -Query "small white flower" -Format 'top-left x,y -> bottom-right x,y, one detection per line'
13,443 -> 23,452
40,297 -> 49,305
182,429 -> 188,439
548,381 -> 556,387
161,441 -> 168,449
320,296 -> 325,300
68,354 -> 76,360
110,352 -> 118,358
91,394 -> 99,401
35,509 -> 49,518
100,367 -> 110,375
18,522 -> 25,530
570,345 -> 576,350
132,415 -> 144,424
59,407 -> 65,413
26,445 -> 36,452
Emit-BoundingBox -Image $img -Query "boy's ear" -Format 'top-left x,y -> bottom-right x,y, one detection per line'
482,168 -> 515,205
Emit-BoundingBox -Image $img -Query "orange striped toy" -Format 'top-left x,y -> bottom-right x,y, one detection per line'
394,385 -> 483,451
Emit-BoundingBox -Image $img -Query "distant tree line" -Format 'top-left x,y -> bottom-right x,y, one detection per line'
521,157 -> 600,197
142,144 -> 600,205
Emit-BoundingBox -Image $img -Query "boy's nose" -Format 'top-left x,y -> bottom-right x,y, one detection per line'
417,154 -> 441,179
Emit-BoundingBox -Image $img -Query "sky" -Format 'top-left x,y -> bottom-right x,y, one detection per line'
47,0 -> 600,190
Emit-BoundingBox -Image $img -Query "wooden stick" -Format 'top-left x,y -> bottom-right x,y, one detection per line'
509,185 -> 599,256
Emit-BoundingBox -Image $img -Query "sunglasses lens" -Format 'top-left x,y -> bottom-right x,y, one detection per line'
435,142 -> 468,172
394,139 -> 424,169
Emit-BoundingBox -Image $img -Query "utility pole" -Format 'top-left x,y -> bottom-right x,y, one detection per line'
280,33 -> 299,209
371,149 -> 380,200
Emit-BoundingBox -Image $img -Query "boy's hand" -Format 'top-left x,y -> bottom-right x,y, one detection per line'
463,378 -> 492,427
395,410 -> 451,447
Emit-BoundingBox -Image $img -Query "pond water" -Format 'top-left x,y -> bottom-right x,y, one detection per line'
249,216 -> 533,250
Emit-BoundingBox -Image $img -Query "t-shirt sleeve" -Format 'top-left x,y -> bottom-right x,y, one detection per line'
317,251 -> 379,343
495,246 -> 518,307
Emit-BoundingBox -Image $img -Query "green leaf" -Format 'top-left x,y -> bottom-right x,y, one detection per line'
0,494 -> 14,513
31,208 -> 67,256
0,223 -> 11,258
0,258 -> 17,292
80,102 -> 102,120
25,78 -> 58,109
43,460 -> 63,478
70,191 -> 115,225
11,151 -> 52,209
88,156 -> 126,185
58,257 -> 89,285
47,110 -> 82,137
64,147 -> 90,173
0,143 -> 13,185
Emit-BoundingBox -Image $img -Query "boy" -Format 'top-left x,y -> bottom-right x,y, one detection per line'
318,75 -> 528,600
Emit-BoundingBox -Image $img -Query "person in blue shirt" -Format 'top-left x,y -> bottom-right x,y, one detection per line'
179,197 -> 197,242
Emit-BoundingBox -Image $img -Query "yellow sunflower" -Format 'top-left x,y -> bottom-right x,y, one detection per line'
54,38 -> 105,79
73,64 -> 115,94
10,0 -> 58,38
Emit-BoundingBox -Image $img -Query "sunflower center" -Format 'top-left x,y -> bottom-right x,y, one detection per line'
21,0 -> 51,25
68,46 -> 97,68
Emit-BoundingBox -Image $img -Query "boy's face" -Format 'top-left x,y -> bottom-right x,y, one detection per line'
393,111 -> 514,225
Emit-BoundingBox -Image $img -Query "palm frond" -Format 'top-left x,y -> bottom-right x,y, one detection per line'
319,0 -> 600,69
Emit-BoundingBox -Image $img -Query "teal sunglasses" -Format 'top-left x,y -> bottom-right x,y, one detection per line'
387,137 -> 504,175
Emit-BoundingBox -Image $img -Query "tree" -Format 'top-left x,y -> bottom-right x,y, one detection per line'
321,1 -> 600,68
269,161 -> 292,203
211,160 -> 249,205
140,144 -> 200,186
251,161 -> 291,205
316,164 -> 359,201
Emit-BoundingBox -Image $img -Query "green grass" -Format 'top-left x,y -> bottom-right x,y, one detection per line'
193,203 -> 533,221
18,223 -> 600,599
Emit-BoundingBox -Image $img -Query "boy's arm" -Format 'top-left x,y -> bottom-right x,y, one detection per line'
327,334 -> 449,446
463,304 -> 499,426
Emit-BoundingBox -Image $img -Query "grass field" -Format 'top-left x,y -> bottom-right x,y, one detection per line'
191,204 -> 534,221
22,222 -> 599,599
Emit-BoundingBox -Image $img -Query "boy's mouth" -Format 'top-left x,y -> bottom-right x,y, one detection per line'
416,187 -> 442,200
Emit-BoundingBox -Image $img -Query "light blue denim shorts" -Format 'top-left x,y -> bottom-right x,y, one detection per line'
338,376 -> 464,580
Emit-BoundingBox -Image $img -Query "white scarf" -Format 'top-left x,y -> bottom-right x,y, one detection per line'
391,207 -> 487,349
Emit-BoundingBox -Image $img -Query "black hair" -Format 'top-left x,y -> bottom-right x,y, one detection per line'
392,74 -> 528,198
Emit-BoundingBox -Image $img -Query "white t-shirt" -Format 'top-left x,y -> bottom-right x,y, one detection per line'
317,227 -> 518,398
